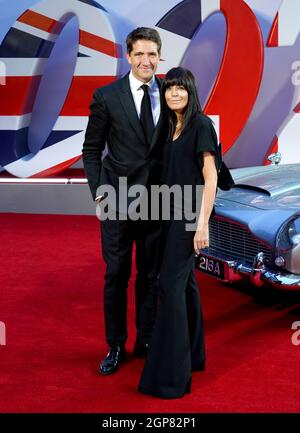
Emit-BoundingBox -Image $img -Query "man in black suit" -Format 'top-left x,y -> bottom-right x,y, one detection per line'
82,27 -> 166,375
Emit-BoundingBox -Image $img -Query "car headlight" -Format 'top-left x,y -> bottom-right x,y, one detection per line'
288,219 -> 300,246
276,217 -> 300,251
276,217 -> 300,274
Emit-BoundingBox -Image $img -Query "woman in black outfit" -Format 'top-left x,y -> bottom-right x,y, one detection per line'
138,67 -> 218,399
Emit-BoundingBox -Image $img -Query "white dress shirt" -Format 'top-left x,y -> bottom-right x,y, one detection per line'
95,72 -> 160,202
128,71 -> 161,126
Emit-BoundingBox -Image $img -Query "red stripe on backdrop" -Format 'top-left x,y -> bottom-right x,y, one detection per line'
204,0 -> 264,154
60,76 -> 117,116
17,10 -> 122,57
17,9 -> 64,34
0,76 -> 41,115
267,12 -> 279,47
30,156 -> 82,178
0,76 -> 115,116
79,30 -> 122,58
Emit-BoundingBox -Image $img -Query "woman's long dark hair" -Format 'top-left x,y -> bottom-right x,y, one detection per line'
162,67 -> 203,140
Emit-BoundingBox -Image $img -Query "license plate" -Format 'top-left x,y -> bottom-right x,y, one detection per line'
196,254 -> 225,279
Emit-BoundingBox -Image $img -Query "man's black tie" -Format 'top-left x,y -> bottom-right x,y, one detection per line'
140,84 -> 154,145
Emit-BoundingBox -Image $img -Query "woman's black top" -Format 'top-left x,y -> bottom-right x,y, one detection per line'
160,113 -> 219,219
161,113 -> 219,189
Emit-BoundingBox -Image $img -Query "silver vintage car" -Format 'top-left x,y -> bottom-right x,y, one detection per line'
196,155 -> 300,290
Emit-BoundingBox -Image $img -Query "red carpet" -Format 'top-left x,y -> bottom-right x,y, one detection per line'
1,213 -> 300,413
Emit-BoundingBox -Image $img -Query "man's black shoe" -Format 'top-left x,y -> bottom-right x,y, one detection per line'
99,346 -> 126,375
133,340 -> 149,359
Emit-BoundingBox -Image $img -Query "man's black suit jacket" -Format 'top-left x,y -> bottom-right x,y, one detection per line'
82,73 -> 167,202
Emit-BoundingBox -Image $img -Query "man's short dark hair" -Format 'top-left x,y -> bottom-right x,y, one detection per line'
126,27 -> 162,54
